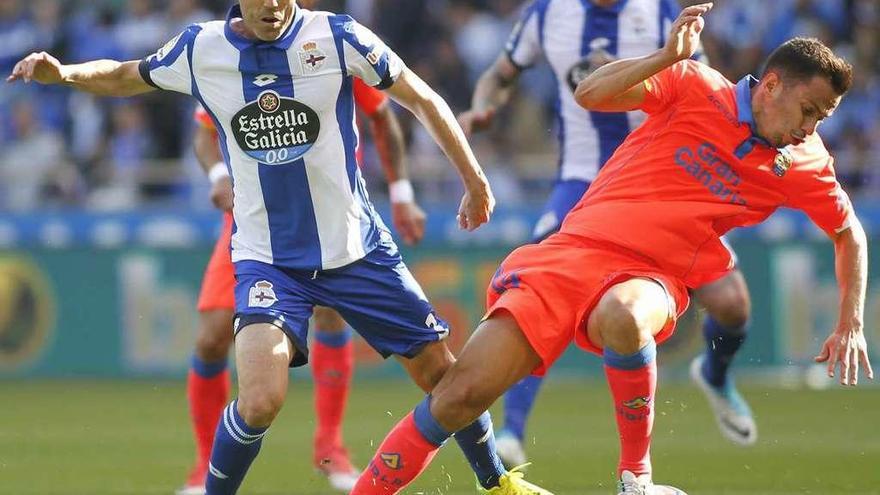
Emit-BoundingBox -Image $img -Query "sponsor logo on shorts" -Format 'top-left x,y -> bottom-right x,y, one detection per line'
425,312 -> 449,338
248,280 -> 277,308
490,267 -> 521,295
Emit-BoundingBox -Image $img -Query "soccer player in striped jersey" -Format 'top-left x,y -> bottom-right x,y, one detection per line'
8,2 -> 552,494
458,0 -> 755,467
180,70 -> 423,494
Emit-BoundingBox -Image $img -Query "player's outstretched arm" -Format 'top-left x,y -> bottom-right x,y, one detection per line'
458,55 -> 522,136
368,101 -> 426,245
575,2 -> 712,112
815,217 -> 873,385
385,68 -> 494,231
7,52 -> 154,97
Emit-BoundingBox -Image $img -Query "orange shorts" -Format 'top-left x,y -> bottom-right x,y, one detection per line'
197,212 -> 236,311
485,233 -> 690,375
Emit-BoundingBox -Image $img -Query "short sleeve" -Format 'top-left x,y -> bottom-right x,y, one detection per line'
138,24 -> 202,95
640,59 -> 693,114
784,142 -> 854,237
329,15 -> 404,90
353,78 -> 387,116
504,1 -> 544,70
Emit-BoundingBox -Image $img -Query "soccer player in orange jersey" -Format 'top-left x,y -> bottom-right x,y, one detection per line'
180,76 -> 425,495
351,4 -> 873,494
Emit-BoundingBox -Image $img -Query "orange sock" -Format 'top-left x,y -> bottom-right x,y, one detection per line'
604,358 -> 656,476
311,332 -> 353,461
351,412 -> 441,494
187,363 -> 230,481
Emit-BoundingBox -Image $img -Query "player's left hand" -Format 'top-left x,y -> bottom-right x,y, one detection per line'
210,176 -> 234,212
458,180 -> 495,231
391,201 -> 426,245
814,326 -> 873,386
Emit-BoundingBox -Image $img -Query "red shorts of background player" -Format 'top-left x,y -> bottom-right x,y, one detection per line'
485,232 -> 691,375
196,212 -> 235,311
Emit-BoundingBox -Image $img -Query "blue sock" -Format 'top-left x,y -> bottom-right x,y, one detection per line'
413,396 -> 506,489
205,401 -> 268,495
701,316 -> 747,388
502,375 -> 544,441
314,326 -> 352,348
191,354 -> 228,378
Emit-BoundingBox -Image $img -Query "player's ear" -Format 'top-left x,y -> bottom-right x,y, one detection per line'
763,71 -> 780,95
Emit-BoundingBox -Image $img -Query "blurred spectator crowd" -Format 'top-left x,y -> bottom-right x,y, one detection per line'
0,0 -> 878,212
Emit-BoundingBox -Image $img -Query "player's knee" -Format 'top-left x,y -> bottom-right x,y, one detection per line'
313,306 -> 346,331
237,389 -> 285,428
707,291 -> 751,330
591,289 -> 656,355
431,381 -> 492,432
195,311 -> 234,361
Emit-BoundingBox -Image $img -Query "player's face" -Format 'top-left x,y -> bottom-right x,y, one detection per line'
239,0 -> 296,41
754,72 -> 841,148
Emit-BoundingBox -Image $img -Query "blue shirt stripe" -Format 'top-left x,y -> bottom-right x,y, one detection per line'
239,44 -> 321,268
583,0 -> 631,169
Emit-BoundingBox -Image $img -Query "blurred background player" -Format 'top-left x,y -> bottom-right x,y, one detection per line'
355,6 -> 873,493
180,72 -> 425,494
458,0 -> 755,468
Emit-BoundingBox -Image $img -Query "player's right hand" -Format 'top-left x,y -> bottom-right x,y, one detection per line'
457,108 -> 496,136
458,180 -> 495,231
210,177 -> 234,212
662,3 -> 712,63
7,51 -> 66,84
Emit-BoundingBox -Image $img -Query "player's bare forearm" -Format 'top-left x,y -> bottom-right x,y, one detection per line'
61,60 -> 154,97
575,50 -> 674,112
833,220 -> 868,332
472,55 -> 520,115
369,103 -> 408,182
388,70 -> 487,188
193,125 -> 223,175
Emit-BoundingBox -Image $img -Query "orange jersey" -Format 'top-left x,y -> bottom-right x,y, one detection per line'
561,60 -> 853,288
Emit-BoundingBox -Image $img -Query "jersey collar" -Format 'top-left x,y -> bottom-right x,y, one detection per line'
224,4 -> 304,51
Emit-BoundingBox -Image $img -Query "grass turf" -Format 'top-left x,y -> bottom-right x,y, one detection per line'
0,379 -> 876,494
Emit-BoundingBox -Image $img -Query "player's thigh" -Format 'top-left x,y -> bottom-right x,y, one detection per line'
692,269 -> 751,327
234,322 -> 293,424
312,305 -> 347,332
586,277 -> 672,352
430,312 -> 542,431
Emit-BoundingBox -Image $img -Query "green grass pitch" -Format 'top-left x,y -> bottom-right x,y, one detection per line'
0,379 -> 877,494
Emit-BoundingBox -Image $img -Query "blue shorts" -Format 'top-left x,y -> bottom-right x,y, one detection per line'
531,179 -> 590,242
233,240 -> 449,367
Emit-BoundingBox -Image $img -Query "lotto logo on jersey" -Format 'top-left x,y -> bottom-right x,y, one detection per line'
248,280 -> 277,308
232,90 -> 321,165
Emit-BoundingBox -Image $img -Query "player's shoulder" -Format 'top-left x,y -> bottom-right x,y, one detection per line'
789,133 -> 832,172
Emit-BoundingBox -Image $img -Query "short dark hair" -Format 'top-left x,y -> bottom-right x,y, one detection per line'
762,37 -> 853,95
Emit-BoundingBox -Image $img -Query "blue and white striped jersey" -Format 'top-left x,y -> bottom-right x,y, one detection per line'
139,5 -> 403,270
506,0 -> 680,182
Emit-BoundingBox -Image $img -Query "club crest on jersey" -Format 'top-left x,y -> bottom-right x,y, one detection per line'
772,148 -> 793,177
299,41 -> 327,72
232,90 -> 320,165
248,280 -> 277,308
567,38 -> 615,92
